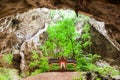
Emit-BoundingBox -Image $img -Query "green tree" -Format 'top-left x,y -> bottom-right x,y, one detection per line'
40,19 -> 80,58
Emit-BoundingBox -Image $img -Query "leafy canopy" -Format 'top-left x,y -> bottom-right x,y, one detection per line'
40,19 -> 80,58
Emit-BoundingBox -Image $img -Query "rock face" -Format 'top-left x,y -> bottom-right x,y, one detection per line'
0,0 -> 119,50
0,0 -> 120,28
0,0 -> 120,45
0,8 -> 51,74
89,19 -> 120,66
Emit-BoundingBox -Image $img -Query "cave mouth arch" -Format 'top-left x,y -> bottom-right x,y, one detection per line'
0,0 -> 120,76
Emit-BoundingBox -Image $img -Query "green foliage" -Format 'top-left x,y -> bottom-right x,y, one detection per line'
2,53 -> 13,64
0,73 -> 8,80
81,33 -> 91,41
50,64 -> 59,70
87,54 -> 101,63
40,19 -> 79,58
31,69 -> 43,76
76,54 -> 101,71
0,68 -> 20,80
81,23 -> 92,49
88,65 -> 120,76
98,66 -> 120,76
29,50 -> 40,68
83,23 -> 91,33
96,78 -> 101,80
29,50 -> 49,76
73,73 -> 85,80
82,41 -> 92,48
66,64 -> 76,70
74,21 -> 97,72
77,61 -> 120,76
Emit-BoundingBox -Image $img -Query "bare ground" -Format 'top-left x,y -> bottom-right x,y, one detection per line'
24,72 -> 80,80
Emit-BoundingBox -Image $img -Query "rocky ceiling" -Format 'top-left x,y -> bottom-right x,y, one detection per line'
0,0 -> 120,43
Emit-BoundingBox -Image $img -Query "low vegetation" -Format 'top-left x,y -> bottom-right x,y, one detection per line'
0,53 -> 20,80
0,68 -> 20,80
0,53 -> 13,68
29,50 -> 49,76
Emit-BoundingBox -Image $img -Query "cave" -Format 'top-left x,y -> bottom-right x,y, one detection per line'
0,0 -> 120,80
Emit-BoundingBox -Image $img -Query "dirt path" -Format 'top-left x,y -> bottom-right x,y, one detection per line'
24,72 -> 80,80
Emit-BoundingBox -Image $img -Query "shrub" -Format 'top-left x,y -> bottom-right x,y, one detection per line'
75,54 -> 101,71
0,68 -> 20,80
72,73 -> 85,80
29,50 -> 49,76
2,53 -> 13,64
0,53 -> 13,68
50,64 -> 59,71
98,66 -> 120,76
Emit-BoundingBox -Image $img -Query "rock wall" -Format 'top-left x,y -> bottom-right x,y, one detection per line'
89,20 -> 120,66
0,8 -> 51,74
0,0 -> 119,47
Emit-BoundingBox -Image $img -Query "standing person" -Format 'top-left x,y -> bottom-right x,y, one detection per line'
59,56 -> 67,70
